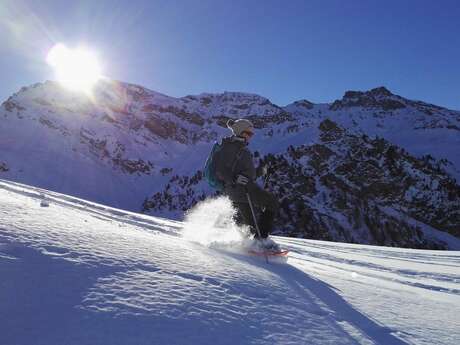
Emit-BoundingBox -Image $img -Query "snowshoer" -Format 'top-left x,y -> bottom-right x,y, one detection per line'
215,118 -> 279,249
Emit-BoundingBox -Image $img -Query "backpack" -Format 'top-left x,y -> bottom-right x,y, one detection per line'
204,140 -> 245,191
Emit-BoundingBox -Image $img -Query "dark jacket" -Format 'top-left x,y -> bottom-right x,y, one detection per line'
216,136 -> 257,203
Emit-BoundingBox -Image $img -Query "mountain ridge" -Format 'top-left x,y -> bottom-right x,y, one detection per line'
1,79 -> 459,249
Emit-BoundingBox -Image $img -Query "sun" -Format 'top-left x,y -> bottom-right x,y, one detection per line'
46,43 -> 102,93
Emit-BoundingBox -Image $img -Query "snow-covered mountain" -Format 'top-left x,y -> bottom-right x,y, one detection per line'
0,80 -> 298,209
1,80 -> 459,248
1,179 -> 459,345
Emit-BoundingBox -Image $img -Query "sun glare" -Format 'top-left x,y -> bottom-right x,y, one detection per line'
46,43 -> 102,93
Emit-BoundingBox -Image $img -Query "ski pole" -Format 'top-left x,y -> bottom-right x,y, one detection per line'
260,163 -> 271,213
246,191 -> 268,263
263,173 -> 270,190
262,163 -> 271,190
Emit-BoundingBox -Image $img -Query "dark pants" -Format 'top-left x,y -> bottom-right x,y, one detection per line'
232,183 -> 279,238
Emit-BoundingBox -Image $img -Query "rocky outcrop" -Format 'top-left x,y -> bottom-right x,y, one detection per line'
330,87 -> 407,111
292,100 -> 314,109
0,162 -> 9,172
2,98 -> 26,114
142,171 -> 207,213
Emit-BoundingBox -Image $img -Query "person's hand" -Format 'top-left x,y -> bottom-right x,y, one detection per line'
235,174 -> 249,186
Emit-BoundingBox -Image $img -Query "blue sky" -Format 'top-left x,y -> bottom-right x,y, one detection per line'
1,0 -> 459,109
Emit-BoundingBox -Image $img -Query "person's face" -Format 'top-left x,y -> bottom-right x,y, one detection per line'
241,130 -> 254,142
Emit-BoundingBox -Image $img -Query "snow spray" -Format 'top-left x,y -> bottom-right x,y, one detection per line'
182,196 -> 250,248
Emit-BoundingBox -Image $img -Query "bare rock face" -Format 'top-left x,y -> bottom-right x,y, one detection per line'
319,119 -> 344,142
0,162 -> 9,172
292,99 -> 314,109
330,87 -> 407,111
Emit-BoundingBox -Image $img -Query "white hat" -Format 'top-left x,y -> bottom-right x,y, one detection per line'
227,119 -> 254,136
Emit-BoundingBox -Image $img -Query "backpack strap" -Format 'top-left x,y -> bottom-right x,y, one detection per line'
230,146 -> 247,179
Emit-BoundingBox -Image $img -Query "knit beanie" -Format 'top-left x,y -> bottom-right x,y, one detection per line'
226,118 -> 254,136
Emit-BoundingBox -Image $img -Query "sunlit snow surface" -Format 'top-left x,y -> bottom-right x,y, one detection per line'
0,179 -> 459,345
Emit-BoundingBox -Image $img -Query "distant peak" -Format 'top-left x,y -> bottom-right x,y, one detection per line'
369,86 -> 393,96
183,91 -> 266,99
293,99 -> 314,109
332,86 -> 405,111
343,86 -> 394,100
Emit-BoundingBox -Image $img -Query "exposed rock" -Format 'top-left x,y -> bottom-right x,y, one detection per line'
144,116 -> 187,144
369,86 -> 393,97
142,104 -> 205,126
2,99 -> 26,113
330,87 -> 406,111
293,100 -> 314,109
319,119 -> 344,142
113,158 -> 153,175
160,167 -> 173,176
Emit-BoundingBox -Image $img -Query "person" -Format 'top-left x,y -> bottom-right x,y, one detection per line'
216,118 -> 279,248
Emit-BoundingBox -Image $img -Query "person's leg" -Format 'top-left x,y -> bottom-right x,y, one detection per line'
258,209 -> 275,238
246,184 -> 279,238
232,201 -> 257,236
247,183 -> 278,212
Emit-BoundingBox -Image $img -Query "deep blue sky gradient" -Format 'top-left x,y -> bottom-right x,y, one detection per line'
1,0 -> 459,108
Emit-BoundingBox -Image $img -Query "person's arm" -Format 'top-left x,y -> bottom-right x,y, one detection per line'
238,149 -> 256,181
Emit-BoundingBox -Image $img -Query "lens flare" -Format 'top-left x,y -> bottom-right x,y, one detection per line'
46,43 -> 102,92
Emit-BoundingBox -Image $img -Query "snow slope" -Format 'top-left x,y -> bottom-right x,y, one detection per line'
1,179 -> 459,345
